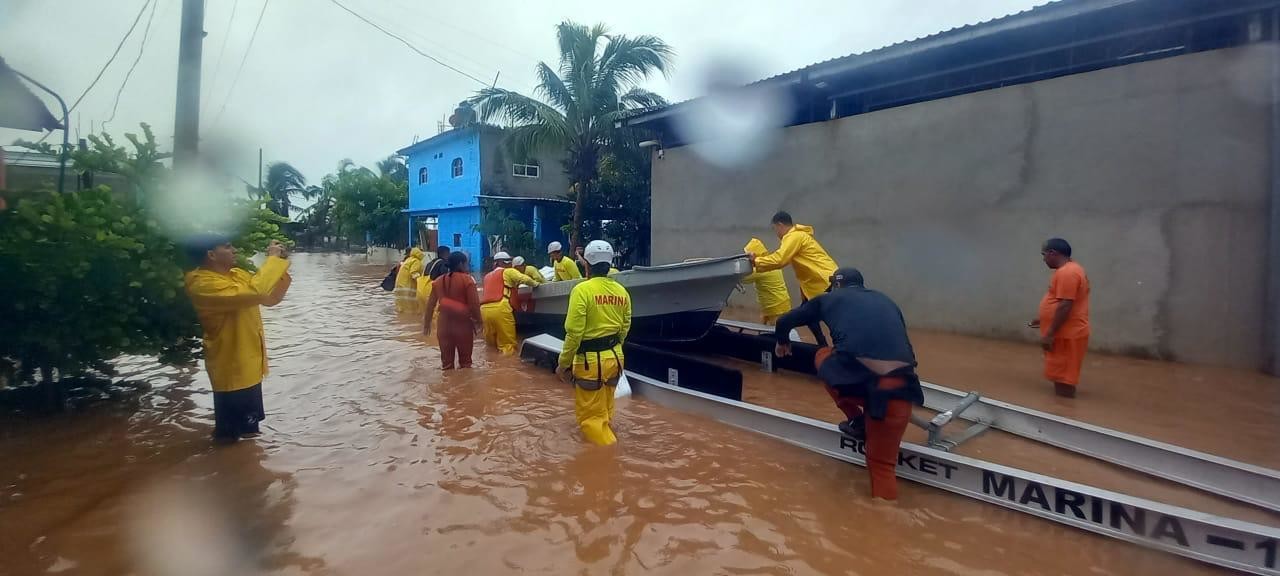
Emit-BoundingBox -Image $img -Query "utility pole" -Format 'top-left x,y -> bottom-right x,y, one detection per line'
258,147 -> 263,191
173,0 -> 204,170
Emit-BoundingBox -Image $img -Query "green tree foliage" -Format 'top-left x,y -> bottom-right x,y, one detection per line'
324,159 -> 407,246
69,123 -> 171,199
231,198 -> 291,270
262,161 -> 308,218
376,155 -> 408,184
474,199 -> 536,264
469,21 -> 672,249
0,188 -> 200,392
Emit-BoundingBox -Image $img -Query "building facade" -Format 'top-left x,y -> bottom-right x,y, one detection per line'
627,0 -> 1280,373
398,122 -> 572,271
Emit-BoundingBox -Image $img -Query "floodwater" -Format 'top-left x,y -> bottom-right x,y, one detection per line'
0,253 -> 1248,575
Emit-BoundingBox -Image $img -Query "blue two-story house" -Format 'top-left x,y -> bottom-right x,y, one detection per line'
397,113 -> 571,271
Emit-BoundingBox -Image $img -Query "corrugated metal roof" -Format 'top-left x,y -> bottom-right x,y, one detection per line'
624,0 -> 1153,127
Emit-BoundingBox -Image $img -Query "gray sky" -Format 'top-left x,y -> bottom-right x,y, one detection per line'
2,0 -> 1045,193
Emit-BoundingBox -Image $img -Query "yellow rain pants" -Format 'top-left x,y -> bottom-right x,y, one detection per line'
480,301 -> 517,355
573,351 -> 621,446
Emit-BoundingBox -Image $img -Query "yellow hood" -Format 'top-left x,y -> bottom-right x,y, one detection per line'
793,224 -> 816,237
409,247 -> 424,260
743,238 -> 768,256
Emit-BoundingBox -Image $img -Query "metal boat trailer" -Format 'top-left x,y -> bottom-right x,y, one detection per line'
520,329 -> 1280,574
712,319 -> 1280,515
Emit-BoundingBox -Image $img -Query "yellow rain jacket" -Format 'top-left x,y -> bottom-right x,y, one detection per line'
480,266 -> 539,355
395,248 -> 424,313
752,224 -> 838,300
552,255 -> 582,282
560,277 -> 632,446
520,265 -> 543,285
185,256 -> 291,393
741,238 -> 793,323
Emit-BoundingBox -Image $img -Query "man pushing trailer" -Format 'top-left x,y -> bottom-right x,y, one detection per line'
773,267 -> 924,501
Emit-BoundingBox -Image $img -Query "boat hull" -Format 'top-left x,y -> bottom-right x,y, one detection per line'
514,255 -> 751,342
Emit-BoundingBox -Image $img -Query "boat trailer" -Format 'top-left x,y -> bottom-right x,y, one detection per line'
520,327 -> 1280,575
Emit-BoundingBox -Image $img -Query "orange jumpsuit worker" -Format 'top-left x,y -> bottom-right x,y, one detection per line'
424,251 -> 483,369
183,235 -> 292,442
1029,237 -> 1090,398
741,238 -> 793,324
749,211 -> 838,346
480,251 -> 539,355
775,267 -> 923,501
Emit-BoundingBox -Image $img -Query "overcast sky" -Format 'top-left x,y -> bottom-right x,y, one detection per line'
1,0 -> 1044,191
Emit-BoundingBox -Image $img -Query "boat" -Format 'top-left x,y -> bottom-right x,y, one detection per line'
512,254 -> 751,342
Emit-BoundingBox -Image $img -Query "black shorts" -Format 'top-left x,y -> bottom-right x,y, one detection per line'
212,383 -> 265,440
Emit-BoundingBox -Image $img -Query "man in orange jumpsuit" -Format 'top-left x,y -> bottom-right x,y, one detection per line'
775,267 -> 922,501
1029,237 -> 1090,398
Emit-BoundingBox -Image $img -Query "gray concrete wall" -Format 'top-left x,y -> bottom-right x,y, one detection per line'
479,129 -> 572,200
652,45 -> 1274,371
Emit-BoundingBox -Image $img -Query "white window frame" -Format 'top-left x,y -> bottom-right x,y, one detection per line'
451,157 -> 464,178
418,167 -> 428,184
512,163 -> 540,178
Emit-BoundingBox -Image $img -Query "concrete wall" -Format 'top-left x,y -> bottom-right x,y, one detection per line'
652,45 -> 1274,371
478,129 -> 572,200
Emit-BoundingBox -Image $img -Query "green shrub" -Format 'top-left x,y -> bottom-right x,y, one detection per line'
0,187 -> 201,391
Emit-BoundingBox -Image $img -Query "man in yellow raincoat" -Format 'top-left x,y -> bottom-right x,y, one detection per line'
395,247 -> 424,313
558,240 -> 631,446
184,235 -> 292,442
741,238 -> 793,325
480,252 -> 540,355
749,211 -> 839,346
511,256 -> 544,285
547,241 -> 581,282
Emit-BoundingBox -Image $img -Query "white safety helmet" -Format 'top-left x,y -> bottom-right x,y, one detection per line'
546,241 -> 562,254
583,240 -> 615,265
512,256 -> 525,267
493,251 -> 511,261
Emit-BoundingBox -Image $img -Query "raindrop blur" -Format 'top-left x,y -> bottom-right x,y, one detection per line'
674,54 -> 791,169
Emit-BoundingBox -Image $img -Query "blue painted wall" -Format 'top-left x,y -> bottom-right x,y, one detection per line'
406,129 -> 481,212
434,206 -> 484,267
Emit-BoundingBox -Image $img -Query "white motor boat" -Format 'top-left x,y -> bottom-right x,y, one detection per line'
513,255 -> 751,342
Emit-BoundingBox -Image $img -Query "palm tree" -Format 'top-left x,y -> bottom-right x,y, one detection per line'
376,155 -> 408,184
264,161 -> 307,218
469,21 -> 673,249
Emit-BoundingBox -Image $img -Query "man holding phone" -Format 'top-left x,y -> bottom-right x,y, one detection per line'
184,237 -> 293,442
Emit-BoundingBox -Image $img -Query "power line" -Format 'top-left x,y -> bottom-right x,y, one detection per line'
345,1 -> 497,83
212,0 -> 270,126
326,0 -> 490,86
103,0 -> 160,128
203,0 -> 241,117
31,0 -> 152,146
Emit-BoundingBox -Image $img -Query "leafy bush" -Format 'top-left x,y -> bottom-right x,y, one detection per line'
0,188 -> 201,387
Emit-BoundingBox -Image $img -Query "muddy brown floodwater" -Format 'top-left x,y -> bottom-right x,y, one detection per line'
0,253 -> 1248,575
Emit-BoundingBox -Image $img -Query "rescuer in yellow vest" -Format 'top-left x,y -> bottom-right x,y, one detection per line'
558,240 -> 632,446
749,211 -> 839,345
741,238 -> 793,325
480,251 -> 539,355
547,241 -> 581,282
511,255 -> 544,285
183,235 -> 292,442
394,247 -> 424,313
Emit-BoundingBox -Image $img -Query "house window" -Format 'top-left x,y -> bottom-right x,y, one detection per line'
452,233 -> 462,247
513,163 -> 540,178
418,167 -> 428,184
451,157 -> 463,178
